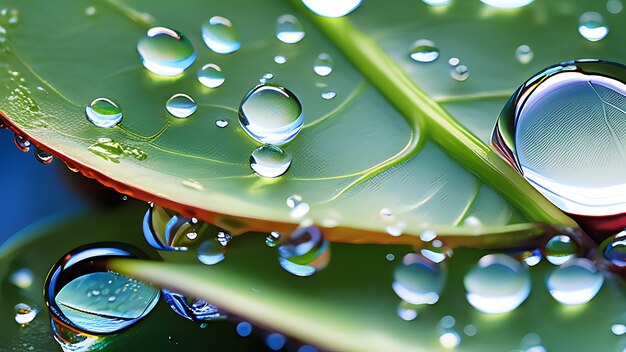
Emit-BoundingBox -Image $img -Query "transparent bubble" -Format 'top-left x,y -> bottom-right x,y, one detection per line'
313,53 -> 333,76
266,231 -> 282,248
480,0 -> 535,9
409,39 -> 440,63
515,45 -> 533,64
321,90 -> 337,100
215,119 -> 229,128
397,303 -> 418,321
201,16 -> 240,54
546,258 -> 604,305
392,253 -> 446,305
86,98 -> 122,128
301,0 -> 362,17
278,226 -> 330,277
15,303 -> 37,325
161,289 -> 223,321
274,55 -> 287,64
250,144 -> 292,178
545,235 -> 578,265
276,15 -> 305,44
520,248 -> 542,266
166,93 -> 197,118
420,239 -> 453,264
197,63 -> 225,88
198,239 -> 226,265
137,27 -> 196,76
578,12 -> 609,42
611,323 -> 626,336
450,65 -> 469,81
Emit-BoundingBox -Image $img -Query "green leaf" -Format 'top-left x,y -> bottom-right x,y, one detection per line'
1,0 -> 606,244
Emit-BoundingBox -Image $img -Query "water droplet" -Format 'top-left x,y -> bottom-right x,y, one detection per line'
515,45 -> 533,64
480,0 -> 535,9
259,72 -> 274,84
85,6 -> 96,17
386,253 -> 396,261
7,8 -> 18,25
602,229 -> 626,267
15,303 -> 37,325
10,268 -> 34,289
137,27 -> 196,76
448,57 -> 460,67
197,63 -> 225,88
215,119 -> 229,128
186,231 -> 198,240
301,0 -> 362,17
13,133 -> 30,152
182,179 -> 205,190
286,195 -> 302,208
44,244 -> 160,334
409,39 -> 440,63
266,333 -> 286,351
420,230 -> 437,242
201,16 -> 240,54
545,235 -> 578,265
451,64 -> 469,81
274,55 -> 287,64
578,12 -> 609,42
611,323 -> 626,336
439,315 -> 456,329
236,322 -> 253,337
198,239 -> 226,265
520,248 -> 542,266
463,324 -> 478,337
464,254 -> 530,314
85,98 -> 123,128
162,289 -> 223,321
217,229 -> 232,246
276,15 -> 305,44
143,204 -> 188,251
321,90 -> 336,100
0,25 -> 6,44
250,144 -> 292,178
392,253 -> 445,305
439,330 -> 461,349
35,147 -> 53,165
491,60 -> 626,224
397,304 -> 418,321
313,53 -> 333,76
422,0 -> 451,5
88,137 -> 147,163
546,258 -> 603,305
266,231 -> 282,247
166,93 -> 197,118
421,239 -> 453,263
278,226 -> 330,277
607,0 -> 623,14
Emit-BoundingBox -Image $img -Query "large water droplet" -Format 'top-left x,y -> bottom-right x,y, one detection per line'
85,98 -> 123,128
392,253 -> 446,305
201,16 -> 240,54
249,144 -> 292,178
162,289 -> 223,321
578,12 -> 609,42
15,303 -> 38,325
545,235 -> 578,265
313,53 -> 333,76
515,44 -> 533,64
278,226 -> 330,277
602,229 -> 626,267
197,63 -> 225,88
464,254 -> 530,314
238,83 -> 304,145
198,239 -> 226,265
480,0 -> 535,9
276,15 -> 305,44
546,258 -> 604,305
44,244 -> 160,335
491,60 -> 626,225
137,27 -> 196,76
301,0 -> 362,17
166,93 -> 197,118
409,39 -> 440,63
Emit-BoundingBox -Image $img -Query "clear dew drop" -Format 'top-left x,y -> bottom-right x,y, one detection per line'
392,253 -> 446,305
448,57 -> 460,67
602,229 -> 626,267
44,244 -> 160,335
215,119 -> 229,128
166,93 -> 197,118
249,144 -> 292,178
15,303 -> 38,325
421,239 -> 453,264
515,44 -> 533,64
137,27 -> 196,76
266,333 -> 286,351
85,6 -> 96,17
278,226 -> 330,277
238,82 -> 304,145
464,254 -> 530,314
288,199 -> 310,220
276,14 -> 305,44
198,239 -> 226,265
546,258 -> 604,305
35,147 -> 54,165
197,63 -> 225,88
259,72 -> 274,84
451,64 -> 469,81
321,90 -> 337,100
386,253 -> 396,261
439,330 -> 461,349
422,0 -> 451,5
545,235 -> 578,265
409,39 -> 440,63
85,98 -> 123,128
480,0 -> 535,9
236,322 -> 253,337
266,231 -> 282,247
182,179 -> 204,190
10,268 -> 34,289
397,303 -> 418,321
578,12 -> 609,42
313,53 -> 333,76
520,248 -> 542,266
607,0 -> 623,14
201,16 -> 240,54
611,323 -> 626,336
162,289 -> 223,321
301,0 -> 362,17
13,133 -> 30,152
420,230 -> 437,242
274,55 -> 287,64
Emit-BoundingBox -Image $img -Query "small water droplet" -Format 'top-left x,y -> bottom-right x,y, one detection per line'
217,229 -> 232,246
439,315 -> 456,329
515,45 -> 533,64
447,57 -> 460,67
182,179 -> 204,190
545,235 -> 578,265
420,230 -> 437,242
386,222 -> 405,237
409,39 -> 439,63
274,55 -> 287,64
198,239 -> 226,265
13,133 -> 30,152
547,258 -> 603,305
15,303 -> 37,325
612,323 -> 626,336
35,147 -> 53,165
463,324 -> 478,337
143,205 -> 187,251
313,53 -> 333,76
439,330 -> 461,349
480,0 -> 535,9
166,93 -> 197,118
286,195 -> 302,208
392,253 -> 445,305
266,333 -> 286,351
464,254 -> 530,314
7,8 -> 18,25
578,12 -> 609,42
607,0 -> 623,14
201,16 -> 240,54
0,25 -> 6,45
301,0 -> 362,17
266,231 -> 282,247
386,253 -> 396,261
10,268 -> 33,289
321,90 -> 336,100
602,229 -> 626,267
162,289 -> 223,321
249,144 -> 292,178
451,64 -> 469,81
137,27 -> 196,76
215,119 -> 229,128
520,248 -> 542,266
278,226 -> 330,277
421,239 -> 453,263
236,322 -> 253,337
422,0 -> 451,5
397,304 -> 418,321
197,63 -> 225,88
276,14 -> 305,44
259,72 -> 274,84
186,231 -> 198,240
85,98 -> 123,128
85,6 -> 96,17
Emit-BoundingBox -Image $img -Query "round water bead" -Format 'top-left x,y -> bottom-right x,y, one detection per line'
439,329 -> 461,349
161,289 -> 223,321
276,15 -> 305,44
201,16 -> 240,54
602,229 -> 626,267
515,44 -> 533,64
215,119 -> 229,128
545,235 -> 578,265
143,205 -> 200,251
237,322 -> 253,337
480,0 -> 534,9
278,226 -> 330,277
166,93 -> 197,118
409,39 -> 439,63
302,0 -> 362,17
274,55 -> 287,64
392,253 -> 446,305
491,60 -> 626,226
397,303 -> 418,321
86,98 -> 123,128
450,64 -> 469,81
44,243 -> 160,335
607,0 -> 623,14
137,27 -> 196,76
35,147 -> 54,165
238,83 -> 304,145
464,254 -> 530,314
250,144 -> 292,178
197,63 -> 225,88
15,303 -> 37,325
198,239 -> 226,265
546,258 -> 604,305
321,90 -> 337,100
578,12 -> 609,42
313,53 -> 333,76
13,133 -> 30,152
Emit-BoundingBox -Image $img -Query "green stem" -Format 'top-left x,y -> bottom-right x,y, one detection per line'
293,2 -> 576,228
